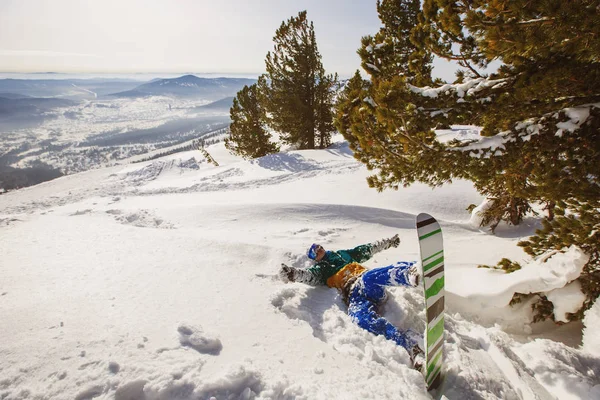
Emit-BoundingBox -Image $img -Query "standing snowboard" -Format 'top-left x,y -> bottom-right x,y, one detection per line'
416,213 -> 445,391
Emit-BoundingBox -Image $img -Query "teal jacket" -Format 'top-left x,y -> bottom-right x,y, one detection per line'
307,244 -> 373,285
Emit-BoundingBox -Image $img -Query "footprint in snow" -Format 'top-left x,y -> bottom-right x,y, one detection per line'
70,209 -> 92,216
317,227 -> 348,237
177,324 -> 222,355
107,209 -> 175,229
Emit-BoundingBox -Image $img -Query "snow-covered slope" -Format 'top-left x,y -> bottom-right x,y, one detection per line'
1,135 -> 598,400
110,75 -> 256,99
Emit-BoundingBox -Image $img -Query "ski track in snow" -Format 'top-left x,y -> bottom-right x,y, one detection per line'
1,138 -> 599,400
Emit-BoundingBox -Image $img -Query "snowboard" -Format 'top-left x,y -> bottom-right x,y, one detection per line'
416,213 -> 445,391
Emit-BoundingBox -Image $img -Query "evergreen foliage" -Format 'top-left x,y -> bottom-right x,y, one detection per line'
225,83 -> 279,159
197,146 -> 219,167
264,10 -> 337,149
335,0 -> 600,320
478,258 -> 522,274
358,0 -> 433,85
519,196 -> 600,312
336,0 -> 440,192
225,11 -> 337,156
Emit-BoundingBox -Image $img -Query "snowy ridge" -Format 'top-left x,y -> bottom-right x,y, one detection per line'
1,135 -> 599,399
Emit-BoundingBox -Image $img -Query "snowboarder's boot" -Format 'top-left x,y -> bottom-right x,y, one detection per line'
410,344 -> 425,373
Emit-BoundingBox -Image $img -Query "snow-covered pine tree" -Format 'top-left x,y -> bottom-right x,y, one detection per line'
335,0 -> 600,318
416,1 -> 600,316
263,10 -> 337,150
225,82 -> 279,159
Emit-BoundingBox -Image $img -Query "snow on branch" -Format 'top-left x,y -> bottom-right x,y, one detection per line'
407,77 -> 508,99
465,246 -> 589,309
555,106 -> 592,137
448,103 -> 599,158
365,63 -> 381,72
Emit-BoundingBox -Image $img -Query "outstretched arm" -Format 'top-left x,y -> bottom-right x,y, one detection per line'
346,234 -> 400,262
279,264 -> 321,286
370,234 -> 400,255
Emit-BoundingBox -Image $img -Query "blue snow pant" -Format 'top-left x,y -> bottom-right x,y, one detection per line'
347,261 -> 419,352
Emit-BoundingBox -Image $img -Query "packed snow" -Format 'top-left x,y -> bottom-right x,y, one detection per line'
1,134 -> 599,399
546,281 -> 587,323
583,300 -> 600,357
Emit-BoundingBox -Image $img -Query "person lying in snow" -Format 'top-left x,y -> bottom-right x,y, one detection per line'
278,235 -> 425,371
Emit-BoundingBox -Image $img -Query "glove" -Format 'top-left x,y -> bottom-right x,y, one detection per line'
406,264 -> 420,287
279,264 -> 295,283
371,234 -> 401,254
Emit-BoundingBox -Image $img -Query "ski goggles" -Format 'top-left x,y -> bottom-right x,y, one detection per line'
307,243 -> 322,260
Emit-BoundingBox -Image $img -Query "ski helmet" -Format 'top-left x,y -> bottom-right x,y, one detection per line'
307,243 -> 321,260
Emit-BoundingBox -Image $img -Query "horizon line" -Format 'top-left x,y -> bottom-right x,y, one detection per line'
0,70 -> 265,75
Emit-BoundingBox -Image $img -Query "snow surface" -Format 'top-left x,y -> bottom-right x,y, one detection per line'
1,134 -> 599,399
546,280 -> 587,323
583,299 -> 600,357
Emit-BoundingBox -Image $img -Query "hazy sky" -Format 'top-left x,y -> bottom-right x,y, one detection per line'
0,0 -> 460,80
0,0 -> 381,76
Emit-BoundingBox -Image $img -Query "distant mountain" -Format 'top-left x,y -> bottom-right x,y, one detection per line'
0,78 -> 144,100
110,75 -> 255,100
196,97 -> 234,111
186,97 -> 234,116
0,97 -> 74,114
0,93 -> 32,99
0,96 -> 75,129
0,164 -> 63,192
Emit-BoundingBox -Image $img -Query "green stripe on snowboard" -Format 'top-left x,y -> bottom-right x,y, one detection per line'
424,255 -> 444,272
419,228 -> 442,241
422,249 -> 443,264
426,351 -> 443,378
427,317 -> 444,347
425,277 -> 445,298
